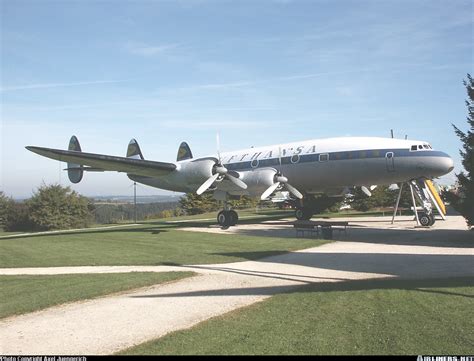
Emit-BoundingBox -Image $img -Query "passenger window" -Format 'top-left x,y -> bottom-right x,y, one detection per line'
290,154 -> 300,164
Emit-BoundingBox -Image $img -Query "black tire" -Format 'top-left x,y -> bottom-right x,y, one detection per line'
217,210 -> 230,227
418,212 -> 432,227
429,214 -> 436,226
295,207 -> 312,221
228,210 -> 238,226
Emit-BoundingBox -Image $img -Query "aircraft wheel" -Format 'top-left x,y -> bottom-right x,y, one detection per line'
228,210 -> 238,226
295,207 -> 312,221
418,212 -> 432,227
429,214 -> 436,226
217,210 -> 231,227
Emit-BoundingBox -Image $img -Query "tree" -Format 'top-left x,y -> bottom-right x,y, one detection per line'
179,193 -> 220,215
4,202 -> 35,231
179,193 -> 261,215
228,196 -> 259,210
27,184 -> 93,230
0,192 -> 14,229
446,74 -> 474,228
347,185 -> 412,212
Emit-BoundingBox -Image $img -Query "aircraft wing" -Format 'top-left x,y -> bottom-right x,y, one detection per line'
26,146 -> 176,177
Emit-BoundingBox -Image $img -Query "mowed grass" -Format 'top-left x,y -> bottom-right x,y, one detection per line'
0,272 -> 193,319
120,277 -> 474,355
0,212 -> 328,268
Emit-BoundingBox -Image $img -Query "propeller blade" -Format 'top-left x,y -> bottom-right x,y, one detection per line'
285,182 -> 304,199
216,132 -> 221,163
260,182 -> 280,200
278,146 -> 282,172
361,186 -> 372,197
196,173 -> 220,195
226,174 -> 248,189
388,183 -> 400,191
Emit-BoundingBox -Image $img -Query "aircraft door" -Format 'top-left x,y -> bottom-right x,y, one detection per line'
385,152 -> 395,172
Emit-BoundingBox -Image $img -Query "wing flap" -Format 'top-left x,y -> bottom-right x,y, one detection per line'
26,146 -> 176,177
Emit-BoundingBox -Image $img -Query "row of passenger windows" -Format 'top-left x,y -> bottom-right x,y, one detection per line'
411,144 -> 432,151
248,151 -> 387,168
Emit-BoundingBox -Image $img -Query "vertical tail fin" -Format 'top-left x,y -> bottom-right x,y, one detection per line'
177,142 -> 193,161
67,135 -> 83,183
127,139 -> 144,159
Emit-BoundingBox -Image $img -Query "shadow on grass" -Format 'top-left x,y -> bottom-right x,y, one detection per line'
131,277 -> 474,300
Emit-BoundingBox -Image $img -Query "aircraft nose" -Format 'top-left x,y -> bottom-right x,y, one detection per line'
438,152 -> 454,175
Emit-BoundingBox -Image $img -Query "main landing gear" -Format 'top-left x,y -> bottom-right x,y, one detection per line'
295,207 -> 313,221
217,209 -> 238,227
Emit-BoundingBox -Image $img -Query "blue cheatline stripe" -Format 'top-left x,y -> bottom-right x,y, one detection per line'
224,149 -> 450,172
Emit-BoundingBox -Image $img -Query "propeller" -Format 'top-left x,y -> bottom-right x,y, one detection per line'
361,185 -> 377,197
260,146 -> 303,200
196,134 -> 247,195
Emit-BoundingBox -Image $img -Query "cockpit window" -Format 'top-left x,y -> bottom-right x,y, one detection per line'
411,144 -> 433,151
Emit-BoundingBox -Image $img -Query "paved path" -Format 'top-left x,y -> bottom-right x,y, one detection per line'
0,216 -> 472,355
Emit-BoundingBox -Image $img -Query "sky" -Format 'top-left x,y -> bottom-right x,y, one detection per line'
1,0 -> 473,198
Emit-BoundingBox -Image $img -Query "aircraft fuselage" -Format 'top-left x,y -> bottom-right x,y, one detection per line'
129,136 -> 454,197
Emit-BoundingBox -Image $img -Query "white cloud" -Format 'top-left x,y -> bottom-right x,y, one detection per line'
125,42 -> 179,56
0,80 -> 125,92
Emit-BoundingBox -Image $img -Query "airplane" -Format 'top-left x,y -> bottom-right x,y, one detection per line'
26,135 -> 454,227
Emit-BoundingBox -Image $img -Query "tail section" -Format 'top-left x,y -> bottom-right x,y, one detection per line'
127,139 -> 144,160
177,142 -> 193,161
67,135 -> 83,183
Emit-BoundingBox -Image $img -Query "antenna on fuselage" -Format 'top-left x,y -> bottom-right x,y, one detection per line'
390,129 -> 394,138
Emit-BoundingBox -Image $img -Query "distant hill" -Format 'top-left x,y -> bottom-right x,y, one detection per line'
92,194 -> 182,204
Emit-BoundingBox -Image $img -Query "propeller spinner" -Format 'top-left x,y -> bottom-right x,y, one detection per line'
196,134 -> 247,195
260,147 -> 303,200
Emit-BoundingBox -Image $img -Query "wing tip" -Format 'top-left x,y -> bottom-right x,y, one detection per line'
25,145 -> 39,153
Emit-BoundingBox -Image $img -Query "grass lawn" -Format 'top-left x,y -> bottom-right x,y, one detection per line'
120,277 -> 474,355
0,211 -> 328,268
0,272 -> 193,319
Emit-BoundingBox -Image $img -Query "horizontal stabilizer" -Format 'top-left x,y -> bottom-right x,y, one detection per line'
26,146 -> 177,178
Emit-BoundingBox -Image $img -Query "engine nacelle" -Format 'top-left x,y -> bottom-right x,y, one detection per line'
176,158 -> 215,186
240,168 -> 277,197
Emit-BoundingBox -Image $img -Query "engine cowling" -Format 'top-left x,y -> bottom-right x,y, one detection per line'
177,159 -> 215,186
239,168 -> 277,197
